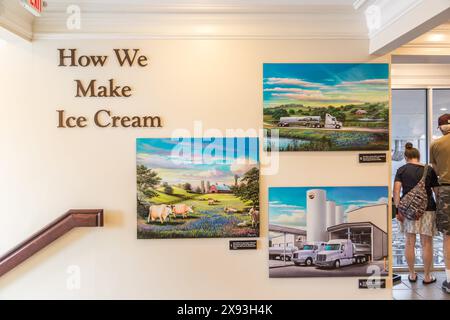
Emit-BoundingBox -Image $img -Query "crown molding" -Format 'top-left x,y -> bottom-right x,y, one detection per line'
366,0 -> 424,39
33,32 -> 368,41
0,1 -> 33,41
369,0 -> 450,54
42,1 -> 356,14
353,0 -> 368,10
33,12 -> 368,40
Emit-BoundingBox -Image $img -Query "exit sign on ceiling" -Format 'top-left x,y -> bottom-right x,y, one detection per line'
20,0 -> 43,17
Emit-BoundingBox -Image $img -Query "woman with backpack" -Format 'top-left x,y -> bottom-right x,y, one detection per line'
393,142 -> 440,284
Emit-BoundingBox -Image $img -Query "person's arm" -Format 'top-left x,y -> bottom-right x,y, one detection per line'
393,181 -> 402,208
426,167 -> 440,198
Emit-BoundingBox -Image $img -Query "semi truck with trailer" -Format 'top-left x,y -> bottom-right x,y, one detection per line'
269,244 -> 298,261
292,242 -> 327,266
278,114 -> 342,129
314,239 -> 370,269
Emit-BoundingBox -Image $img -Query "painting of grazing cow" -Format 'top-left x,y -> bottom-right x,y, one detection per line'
148,205 -> 172,224
224,207 -> 238,214
249,206 -> 260,228
136,137 -> 260,239
171,204 -> 194,218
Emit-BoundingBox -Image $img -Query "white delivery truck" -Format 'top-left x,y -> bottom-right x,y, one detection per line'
314,239 -> 370,269
278,114 -> 342,129
269,244 -> 298,261
292,242 -> 327,266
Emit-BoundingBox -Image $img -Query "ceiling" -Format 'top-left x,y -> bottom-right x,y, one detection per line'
0,0 -> 449,55
406,21 -> 450,48
393,20 -> 450,59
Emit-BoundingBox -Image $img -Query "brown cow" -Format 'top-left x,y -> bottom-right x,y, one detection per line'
171,203 -> 194,218
249,206 -> 259,228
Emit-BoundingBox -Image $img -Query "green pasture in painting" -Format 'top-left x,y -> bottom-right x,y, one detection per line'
136,137 -> 260,239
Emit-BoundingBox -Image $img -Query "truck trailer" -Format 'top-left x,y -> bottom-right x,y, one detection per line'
269,244 -> 298,261
278,114 -> 342,129
314,239 -> 370,269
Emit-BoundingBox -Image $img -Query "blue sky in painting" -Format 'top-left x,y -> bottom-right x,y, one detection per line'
268,186 -> 388,228
263,63 -> 389,108
136,137 -> 259,188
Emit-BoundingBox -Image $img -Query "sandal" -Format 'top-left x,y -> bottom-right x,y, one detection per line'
408,273 -> 418,283
423,275 -> 437,285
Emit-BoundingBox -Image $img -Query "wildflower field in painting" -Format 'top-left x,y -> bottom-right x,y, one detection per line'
136,137 -> 260,239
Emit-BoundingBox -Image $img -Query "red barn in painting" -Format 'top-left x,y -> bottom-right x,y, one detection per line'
355,109 -> 368,115
209,183 -> 232,194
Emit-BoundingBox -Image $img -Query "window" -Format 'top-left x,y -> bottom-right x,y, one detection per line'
391,90 -> 427,183
391,88 -> 446,270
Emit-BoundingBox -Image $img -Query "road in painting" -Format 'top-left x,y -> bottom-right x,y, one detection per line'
263,63 -> 390,151
136,137 -> 260,239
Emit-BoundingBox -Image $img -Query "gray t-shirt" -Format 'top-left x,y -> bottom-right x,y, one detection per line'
430,134 -> 450,185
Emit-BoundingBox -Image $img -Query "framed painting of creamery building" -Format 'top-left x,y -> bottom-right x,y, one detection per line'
268,186 -> 389,278
136,137 -> 260,239
263,63 -> 390,152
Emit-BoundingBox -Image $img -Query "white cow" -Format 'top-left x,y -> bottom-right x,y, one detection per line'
224,207 -> 238,214
148,205 -> 172,224
171,204 -> 194,218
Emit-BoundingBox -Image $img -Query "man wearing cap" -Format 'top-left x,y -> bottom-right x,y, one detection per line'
430,113 -> 450,293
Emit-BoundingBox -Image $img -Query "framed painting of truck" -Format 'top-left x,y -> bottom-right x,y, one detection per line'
268,186 -> 389,278
136,137 -> 260,239
263,63 -> 390,152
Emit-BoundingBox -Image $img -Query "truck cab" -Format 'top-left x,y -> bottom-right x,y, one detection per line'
292,242 -> 326,266
315,239 -> 355,269
324,113 -> 343,129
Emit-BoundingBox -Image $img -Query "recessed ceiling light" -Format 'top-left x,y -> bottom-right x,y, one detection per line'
440,108 -> 448,111
429,33 -> 445,42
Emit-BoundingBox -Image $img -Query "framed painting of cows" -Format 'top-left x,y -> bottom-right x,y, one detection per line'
136,137 -> 260,239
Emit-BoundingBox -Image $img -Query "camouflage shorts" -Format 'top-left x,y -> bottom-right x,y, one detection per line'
436,186 -> 450,236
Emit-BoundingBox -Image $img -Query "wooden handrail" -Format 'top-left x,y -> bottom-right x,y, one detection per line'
0,209 -> 103,278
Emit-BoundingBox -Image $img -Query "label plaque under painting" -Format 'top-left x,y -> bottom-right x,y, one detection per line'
229,240 -> 257,250
358,279 -> 386,289
359,153 -> 387,163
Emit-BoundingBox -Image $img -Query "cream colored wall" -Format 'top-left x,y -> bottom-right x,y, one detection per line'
0,38 -> 391,299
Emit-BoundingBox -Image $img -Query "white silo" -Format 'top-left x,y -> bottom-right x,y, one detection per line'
306,189 -> 327,242
326,201 -> 336,229
336,206 -> 345,225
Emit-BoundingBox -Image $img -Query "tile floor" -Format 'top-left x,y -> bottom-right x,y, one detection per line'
393,271 -> 450,300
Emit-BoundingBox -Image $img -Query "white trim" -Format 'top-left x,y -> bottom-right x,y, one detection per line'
32,10 -> 368,41
0,1 -> 33,41
42,1 -> 357,15
353,0 -> 368,10
368,0 -> 423,39
0,16 -> 32,41
32,32 -> 369,41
